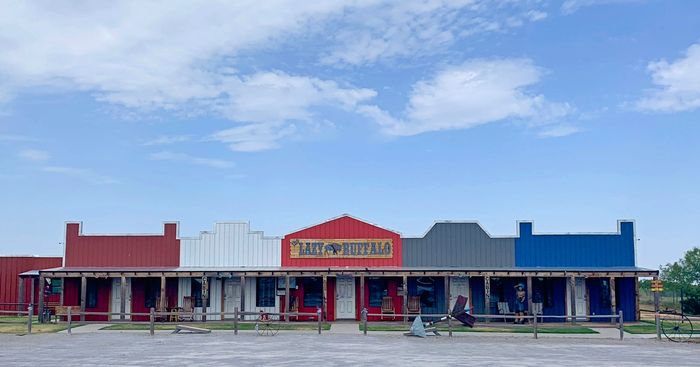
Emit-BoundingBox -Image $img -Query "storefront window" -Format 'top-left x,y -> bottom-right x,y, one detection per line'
256,277 -> 276,308
368,278 -> 388,307
50,278 -> 62,295
303,277 -> 323,308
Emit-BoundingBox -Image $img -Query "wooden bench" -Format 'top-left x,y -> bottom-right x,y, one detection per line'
53,305 -> 75,322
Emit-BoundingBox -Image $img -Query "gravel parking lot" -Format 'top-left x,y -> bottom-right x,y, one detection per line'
0,332 -> 697,366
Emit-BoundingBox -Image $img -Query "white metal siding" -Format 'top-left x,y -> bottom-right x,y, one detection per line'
244,278 -> 279,320
177,278 -> 191,307
180,222 -> 281,267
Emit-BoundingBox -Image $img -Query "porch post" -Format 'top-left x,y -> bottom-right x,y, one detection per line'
360,274 -> 365,312
80,276 -> 87,322
609,277 -> 617,324
38,274 -> 45,323
240,276 -> 246,317
285,275 -> 290,323
568,276 -> 576,324
322,275 -> 328,321
402,274 -> 408,323
445,276 -> 450,313
160,275 -> 167,310
635,277 -> 641,321
120,275 -> 127,320
18,277 -> 25,315
59,277 -> 65,306
484,276 -> 491,323
201,276 -> 209,322
526,276 -> 533,319
29,277 -> 35,316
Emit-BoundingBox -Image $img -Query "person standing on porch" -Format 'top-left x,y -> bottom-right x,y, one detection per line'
514,283 -> 526,324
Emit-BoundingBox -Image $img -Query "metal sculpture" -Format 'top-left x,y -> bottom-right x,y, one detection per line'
405,295 -> 475,337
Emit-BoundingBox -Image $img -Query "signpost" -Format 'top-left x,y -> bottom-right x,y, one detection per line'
651,279 -> 663,340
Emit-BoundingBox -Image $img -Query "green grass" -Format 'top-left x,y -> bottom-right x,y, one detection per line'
101,322 -> 331,331
359,324 -> 598,334
0,321 -> 83,334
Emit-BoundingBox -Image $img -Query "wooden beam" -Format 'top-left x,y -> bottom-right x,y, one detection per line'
402,274 -> 408,323
360,273 -> 365,312
285,275 -> 290,323
635,277 -> 641,321
120,276 -> 126,321
609,277 -> 617,324
569,276 -> 576,324
17,277 -> 25,315
38,275 -> 45,322
240,276 -> 246,316
160,275 -> 166,311
220,278 -> 225,320
59,277 -> 65,307
445,276 -> 450,314
29,277 -> 35,313
484,276 -> 490,322
322,275 -> 328,321
526,276 -> 533,318
80,276 -> 87,322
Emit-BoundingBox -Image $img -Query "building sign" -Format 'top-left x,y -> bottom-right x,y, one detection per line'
290,239 -> 393,258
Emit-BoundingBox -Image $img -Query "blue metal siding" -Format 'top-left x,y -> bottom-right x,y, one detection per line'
469,277 -> 485,315
587,278 -> 614,322
515,221 -> 636,267
616,277 -> 637,322
536,277 -> 567,322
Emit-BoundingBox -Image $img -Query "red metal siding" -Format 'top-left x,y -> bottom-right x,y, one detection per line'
62,277 -> 111,321
64,222 -> 180,267
0,257 -> 63,312
282,216 -> 402,267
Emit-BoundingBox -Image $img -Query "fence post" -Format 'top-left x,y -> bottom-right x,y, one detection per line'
361,308 -> 368,336
149,307 -> 155,336
533,312 -> 538,339
234,307 -> 238,335
317,308 -> 322,335
67,306 -> 72,335
27,305 -> 33,334
618,310 -> 624,340
655,311 -> 661,340
448,313 -> 452,338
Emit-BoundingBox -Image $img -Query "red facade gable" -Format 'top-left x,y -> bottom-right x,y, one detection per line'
282,215 -> 402,267
64,222 -> 180,267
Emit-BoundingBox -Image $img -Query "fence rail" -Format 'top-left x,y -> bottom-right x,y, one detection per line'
2,305 -> 648,340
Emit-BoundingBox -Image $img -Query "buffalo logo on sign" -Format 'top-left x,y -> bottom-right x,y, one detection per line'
290,239 -> 393,258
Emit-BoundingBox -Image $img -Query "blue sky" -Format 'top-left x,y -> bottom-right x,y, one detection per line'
0,1 -> 699,269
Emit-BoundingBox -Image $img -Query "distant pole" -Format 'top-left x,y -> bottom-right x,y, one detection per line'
27,305 -> 33,334
67,306 -> 72,335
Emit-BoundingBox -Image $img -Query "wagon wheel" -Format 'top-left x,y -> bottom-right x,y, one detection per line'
255,313 -> 280,336
661,313 -> 693,342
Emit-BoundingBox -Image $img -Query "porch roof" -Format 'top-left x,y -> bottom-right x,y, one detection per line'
37,266 -> 658,278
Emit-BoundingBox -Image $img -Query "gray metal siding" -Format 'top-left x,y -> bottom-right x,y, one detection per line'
403,223 -> 515,267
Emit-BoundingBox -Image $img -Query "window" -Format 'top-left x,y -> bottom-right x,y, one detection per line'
368,278 -> 388,307
144,281 -> 159,309
256,277 -> 276,308
86,280 -> 98,309
415,277 -> 435,308
191,278 -> 210,308
303,277 -> 323,308
50,278 -> 62,295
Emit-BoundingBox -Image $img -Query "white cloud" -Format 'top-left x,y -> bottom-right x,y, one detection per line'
635,42 -> 700,112
321,1 -> 549,66
41,166 -> 119,185
537,124 -> 581,138
359,59 -> 572,136
149,151 -> 234,168
210,122 -> 297,152
18,149 -> 50,161
561,0 -> 640,15
143,135 -> 191,146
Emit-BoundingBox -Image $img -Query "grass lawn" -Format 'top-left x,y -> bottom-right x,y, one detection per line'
360,324 -> 598,334
0,319 -> 84,334
101,322 -> 332,331
624,321 -> 658,334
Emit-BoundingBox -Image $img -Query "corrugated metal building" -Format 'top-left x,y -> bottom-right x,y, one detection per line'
0,256 -> 63,314
24,215 -> 656,324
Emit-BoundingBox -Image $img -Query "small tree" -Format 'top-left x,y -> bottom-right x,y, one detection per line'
661,247 -> 700,314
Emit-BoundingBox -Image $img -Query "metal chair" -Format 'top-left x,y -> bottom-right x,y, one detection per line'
497,301 -> 514,323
